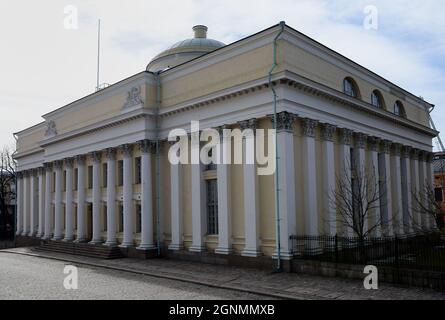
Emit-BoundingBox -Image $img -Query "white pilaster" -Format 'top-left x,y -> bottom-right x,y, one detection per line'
36,168 -> 45,238
43,163 -> 53,240
391,144 -> 404,235
321,123 -> 337,236
240,119 -> 261,257
379,140 -> 393,236
138,140 -> 156,251
15,172 -> 23,236
215,127 -> 232,255
53,161 -> 63,240
401,146 -> 413,233
29,170 -> 38,236
367,136 -> 382,237
91,152 -> 102,244
190,130 -> 206,252
301,118 -> 318,236
64,158 -> 74,241
120,144 -> 134,247
76,155 -> 86,242
22,171 -> 29,236
105,148 -> 117,246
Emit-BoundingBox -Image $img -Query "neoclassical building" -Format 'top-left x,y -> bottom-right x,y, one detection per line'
14,23 -> 438,261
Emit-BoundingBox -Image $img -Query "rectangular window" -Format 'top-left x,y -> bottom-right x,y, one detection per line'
435,187 -> 443,202
74,206 -> 78,230
118,160 -> 124,186
52,172 -> 56,192
74,168 -> 78,190
206,179 -> 218,235
63,170 -> 67,192
135,157 -> 142,184
118,205 -> 124,232
102,163 -> 108,188
87,165 -> 93,189
136,204 -> 142,233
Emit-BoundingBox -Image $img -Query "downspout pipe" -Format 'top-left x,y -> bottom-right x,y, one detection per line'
155,71 -> 162,256
268,21 -> 285,272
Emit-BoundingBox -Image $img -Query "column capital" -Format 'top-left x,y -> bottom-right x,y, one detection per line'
392,143 -> 402,157
91,151 -> 102,163
29,168 -> 38,177
401,146 -> 412,159
354,132 -> 367,149
411,148 -> 420,160
106,148 -> 117,160
139,140 -> 156,154
380,140 -> 392,154
368,136 -> 380,152
426,152 -> 434,162
121,144 -> 133,157
16,171 -> 24,179
238,118 -> 258,131
269,111 -> 296,133
76,155 -> 86,166
320,123 -> 336,142
338,128 -> 353,146
54,160 -> 63,170
300,118 -> 317,138
44,162 -> 53,172
65,158 -> 74,168
37,167 -> 45,175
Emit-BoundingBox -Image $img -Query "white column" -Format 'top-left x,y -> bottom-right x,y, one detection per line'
379,140 -> 393,236
76,155 -> 86,242
240,119 -> 261,257
64,158 -> 74,241
353,133 -> 369,235
272,113 -> 297,259
105,148 -> 117,246
43,163 -> 53,239
418,152 -> 428,229
22,171 -> 29,236
411,149 -> 421,230
391,144 -> 404,235
138,140 -> 156,250
321,123 -> 337,236
120,144 -> 134,247
15,172 -> 23,236
215,127 -> 232,255
301,118 -> 319,237
29,170 -> 38,236
53,161 -> 63,240
36,168 -> 45,238
367,136 -> 382,237
169,141 -> 183,251
190,130 -> 206,252
401,146 -> 413,233
339,128 -> 353,237
90,151 -> 102,244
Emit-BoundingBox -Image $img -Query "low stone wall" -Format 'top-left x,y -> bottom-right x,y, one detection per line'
0,240 -> 15,249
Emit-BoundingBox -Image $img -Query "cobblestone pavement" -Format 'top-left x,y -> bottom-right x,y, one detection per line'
2,247 -> 445,300
0,252 -> 271,300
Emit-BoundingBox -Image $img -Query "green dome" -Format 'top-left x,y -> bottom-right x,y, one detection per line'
147,25 -> 225,72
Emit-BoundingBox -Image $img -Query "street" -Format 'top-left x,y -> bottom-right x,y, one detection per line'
0,253 -> 269,300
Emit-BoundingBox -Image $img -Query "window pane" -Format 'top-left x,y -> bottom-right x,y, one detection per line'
88,166 -> 93,189
102,163 -> 108,188
206,179 -> 218,235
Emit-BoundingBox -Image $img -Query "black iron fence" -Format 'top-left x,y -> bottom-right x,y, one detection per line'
290,233 -> 445,272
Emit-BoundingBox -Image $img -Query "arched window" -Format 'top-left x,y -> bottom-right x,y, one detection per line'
371,90 -> 384,108
343,77 -> 360,98
394,100 -> 406,118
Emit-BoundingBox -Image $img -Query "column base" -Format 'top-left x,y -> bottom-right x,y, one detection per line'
74,238 -> 87,244
89,240 -> 103,245
62,237 -> 74,242
241,248 -> 262,258
52,236 -> 63,241
35,233 -> 43,238
189,245 -> 206,253
272,251 -> 293,260
137,244 -> 157,251
168,244 -> 184,251
119,242 -> 134,249
215,247 -> 232,255
104,240 -> 118,247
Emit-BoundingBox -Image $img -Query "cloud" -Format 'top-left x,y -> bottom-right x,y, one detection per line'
1,0 -> 444,150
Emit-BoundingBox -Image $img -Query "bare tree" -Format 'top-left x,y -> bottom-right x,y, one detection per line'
330,163 -> 386,242
0,146 -> 16,239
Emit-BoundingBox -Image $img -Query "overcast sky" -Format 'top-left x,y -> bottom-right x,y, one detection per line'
1,0 -> 444,150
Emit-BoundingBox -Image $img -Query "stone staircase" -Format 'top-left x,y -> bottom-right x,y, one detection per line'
34,240 -> 124,259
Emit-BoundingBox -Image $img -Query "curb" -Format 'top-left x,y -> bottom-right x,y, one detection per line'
0,249 -> 316,300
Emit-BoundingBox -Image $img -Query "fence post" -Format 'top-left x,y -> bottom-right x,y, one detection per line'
335,234 -> 339,264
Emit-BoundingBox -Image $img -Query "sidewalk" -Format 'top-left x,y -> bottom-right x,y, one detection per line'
2,247 -> 445,300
